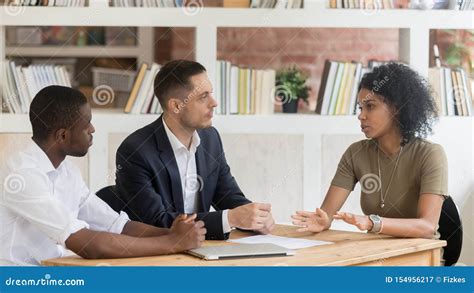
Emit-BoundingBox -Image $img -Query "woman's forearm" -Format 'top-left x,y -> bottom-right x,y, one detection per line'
379,217 -> 437,239
320,185 -> 352,226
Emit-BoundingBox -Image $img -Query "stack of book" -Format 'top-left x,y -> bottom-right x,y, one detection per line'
215,60 -> 276,115
250,0 -> 304,8
328,0 -> 395,9
2,59 -> 72,114
455,0 -> 474,10
112,0 -> 178,7
111,0 -> 303,8
429,67 -> 473,116
124,63 -> 162,114
315,60 -> 394,115
7,0 -> 86,6
316,60 -> 364,115
125,61 -> 275,115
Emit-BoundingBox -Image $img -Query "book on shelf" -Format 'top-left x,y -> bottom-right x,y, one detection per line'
328,0 -> 472,9
2,59 -> 72,114
215,60 -> 276,115
7,0 -> 86,6
315,59 -> 370,115
315,60 -> 398,115
249,0 -> 303,8
109,0 -> 303,8
112,0 -> 174,7
428,66 -> 473,116
455,0 -> 474,10
124,62 -> 162,114
225,0 -> 250,7
329,0 -> 395,9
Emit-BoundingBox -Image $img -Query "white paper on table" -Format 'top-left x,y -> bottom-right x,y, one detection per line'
227,235 -> 333,250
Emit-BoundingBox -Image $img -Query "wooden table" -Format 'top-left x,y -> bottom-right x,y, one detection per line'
42,225 -> 446,266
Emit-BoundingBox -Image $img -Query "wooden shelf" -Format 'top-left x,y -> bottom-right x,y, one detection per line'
6,46 -> 143,58
0,7 -> 472,29
1,111 -> 471,134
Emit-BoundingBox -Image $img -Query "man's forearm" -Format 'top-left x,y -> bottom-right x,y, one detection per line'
121,220 -> 170,237
66,229 -> 178,259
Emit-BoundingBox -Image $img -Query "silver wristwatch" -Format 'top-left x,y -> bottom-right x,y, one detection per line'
368,214 -> 382,234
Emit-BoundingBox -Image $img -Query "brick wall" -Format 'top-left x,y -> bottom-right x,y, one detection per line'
156,27 -> 399,111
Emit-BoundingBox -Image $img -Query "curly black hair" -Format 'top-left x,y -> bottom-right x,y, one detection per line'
358,62 -> 437,145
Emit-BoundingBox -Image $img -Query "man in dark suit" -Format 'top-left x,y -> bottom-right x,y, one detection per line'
115,60 -> 275,240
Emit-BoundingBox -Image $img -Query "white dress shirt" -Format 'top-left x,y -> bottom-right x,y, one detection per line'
162,119 -> 231,233
0,140 -> 130,266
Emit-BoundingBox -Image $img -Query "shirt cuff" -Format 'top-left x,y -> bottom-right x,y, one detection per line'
107,211 -> 131,234
222,209 -> 232,233
58,218 -> 89,246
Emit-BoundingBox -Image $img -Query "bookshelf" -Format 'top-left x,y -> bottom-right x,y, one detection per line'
6,45 -> 147,59
1,7 -> 473,86
1,4 -> 473,173
0,12 -> 472,164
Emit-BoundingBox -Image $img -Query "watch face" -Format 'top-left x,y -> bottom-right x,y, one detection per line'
369,215 -> 381,233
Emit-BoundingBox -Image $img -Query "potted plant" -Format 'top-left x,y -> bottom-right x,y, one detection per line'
275,66 -> 310,113
443,30 -> 473,75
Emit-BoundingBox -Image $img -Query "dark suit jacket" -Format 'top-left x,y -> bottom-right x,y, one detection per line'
115,116 -> 251,240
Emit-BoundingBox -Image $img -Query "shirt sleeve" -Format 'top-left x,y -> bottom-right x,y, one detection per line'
75,175 -> 129,234
77,192 -> 130,234
1,169 -> 89,247
221,209 -> 232,233
330,144 -> 358,191
419,144 -> 449,196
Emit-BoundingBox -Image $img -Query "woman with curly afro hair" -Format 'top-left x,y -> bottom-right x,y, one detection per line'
292,63 -> 448,240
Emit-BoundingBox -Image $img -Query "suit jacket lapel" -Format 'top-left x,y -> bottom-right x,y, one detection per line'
154,116 -> 184,213
195,143 -> 208,212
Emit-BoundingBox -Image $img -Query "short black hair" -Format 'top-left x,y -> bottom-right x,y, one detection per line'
153,60 -> 206,109
29,85 -> 88,141
358,62 -> 437,144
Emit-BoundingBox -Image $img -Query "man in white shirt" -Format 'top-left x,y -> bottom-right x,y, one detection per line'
115,60 -> 275,240
0,85 -> 206,266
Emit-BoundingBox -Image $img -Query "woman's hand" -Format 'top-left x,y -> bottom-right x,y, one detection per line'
333,211 -> 373,231
291,208 -> 331,233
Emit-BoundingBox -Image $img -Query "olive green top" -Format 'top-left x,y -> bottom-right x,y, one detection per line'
331,138 -> 448,220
